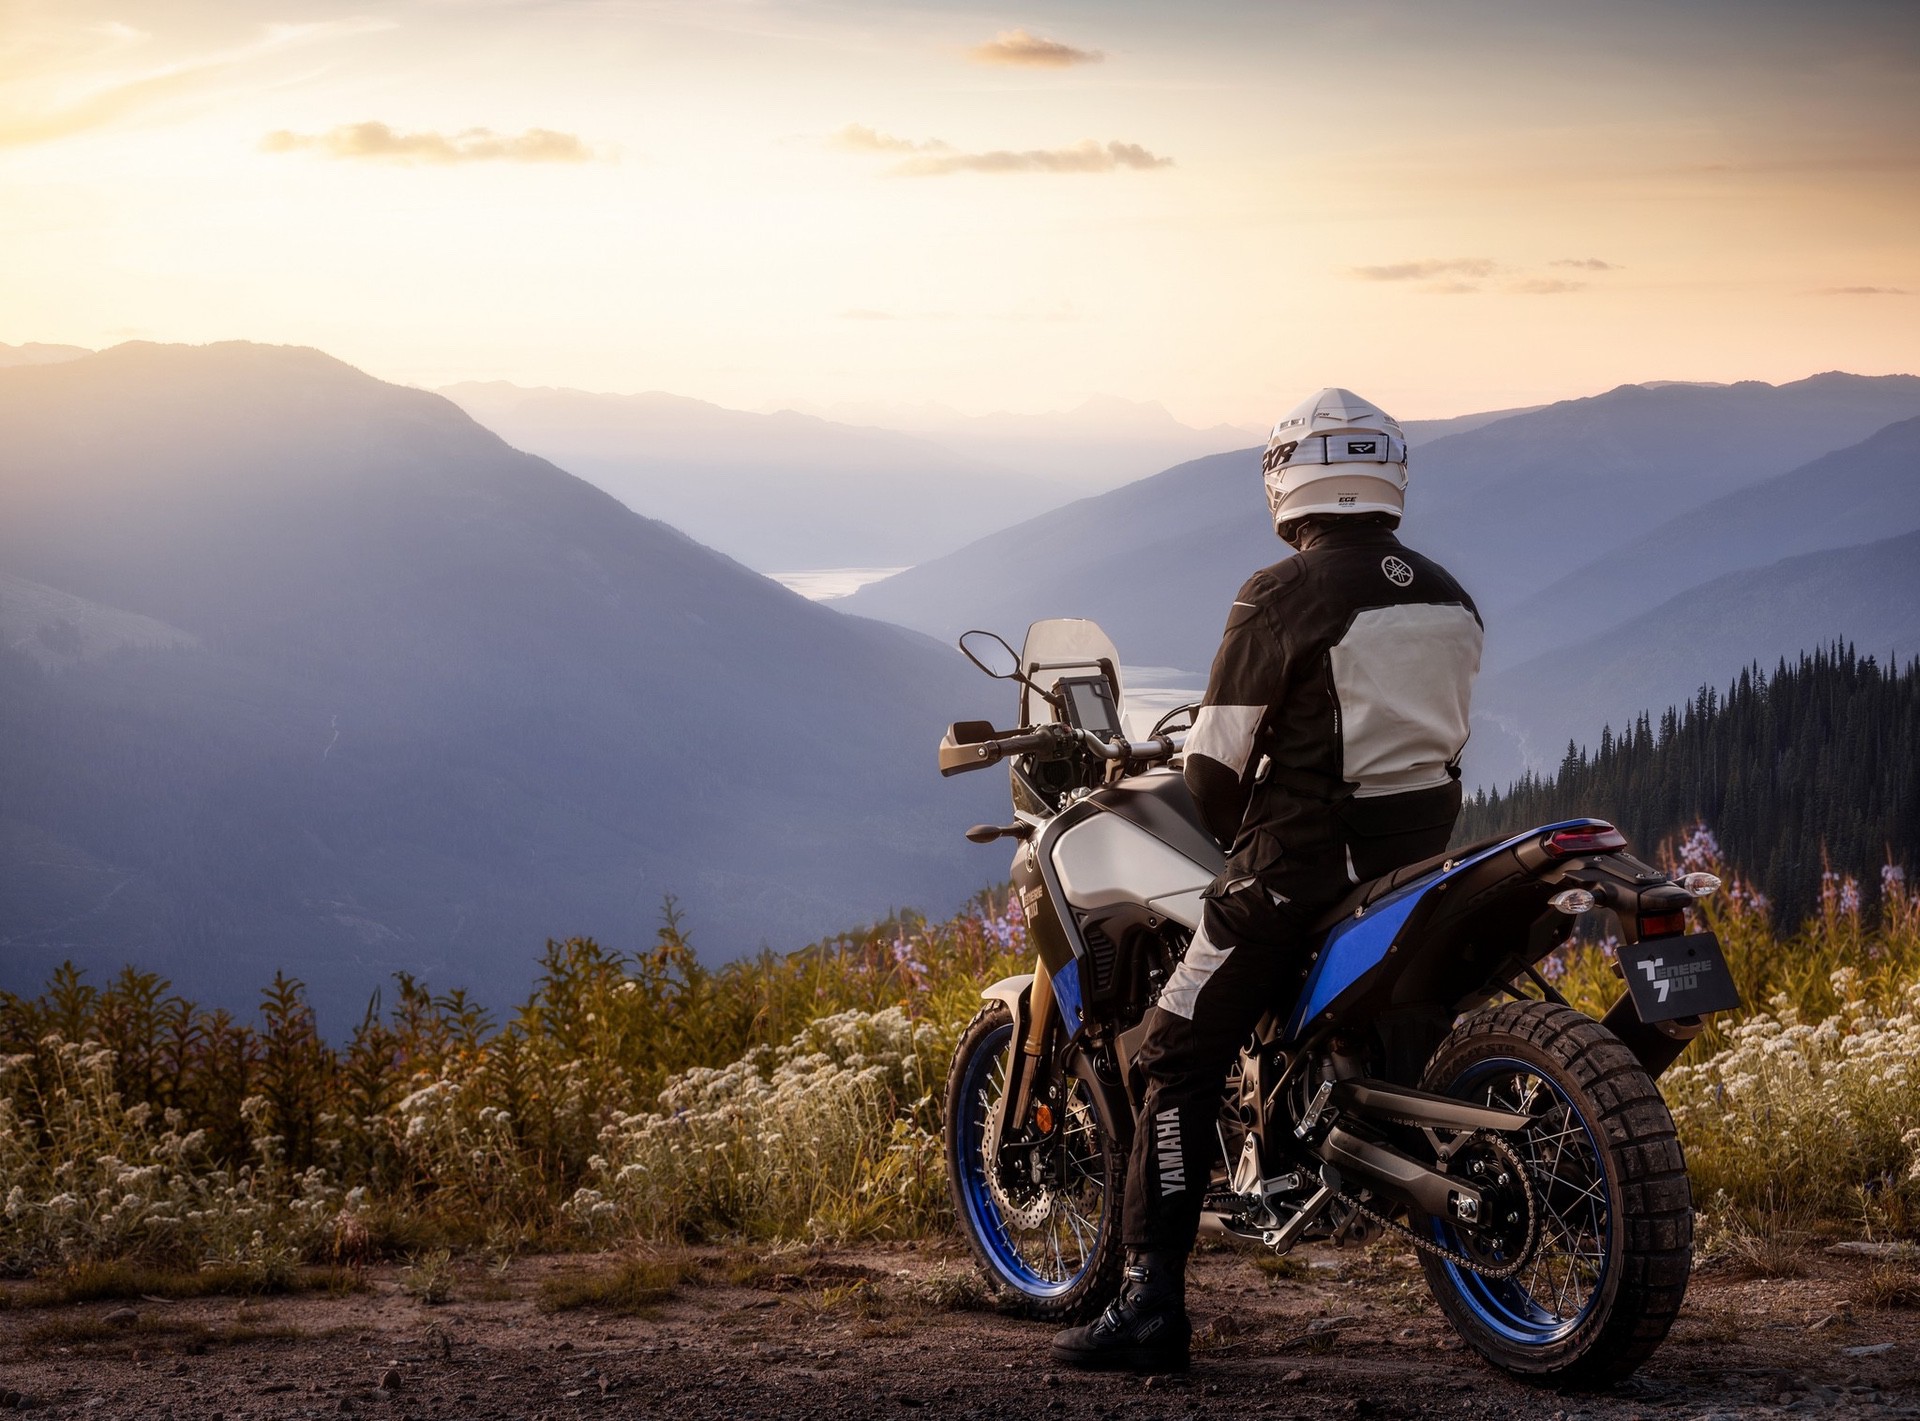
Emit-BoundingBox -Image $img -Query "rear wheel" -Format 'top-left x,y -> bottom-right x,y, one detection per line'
944,1002 -> 1126,1321
1417,1000 -> 1692,1386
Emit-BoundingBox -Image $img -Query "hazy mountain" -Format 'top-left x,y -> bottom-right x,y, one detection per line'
0,572 -> 197,668
1468,529 -> 1920,789
806,393 -> 1263,491
1399,405 -> 1544,443
846,374 -> 1920,672
0,342 -> 90,368
0,343 -> 1004,1026
1495,415 -> 1920,666
440,382 -> 1076,571
1411,373 -> 1920,615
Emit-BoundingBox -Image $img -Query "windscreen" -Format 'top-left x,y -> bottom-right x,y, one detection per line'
1019,618 -> 1126,729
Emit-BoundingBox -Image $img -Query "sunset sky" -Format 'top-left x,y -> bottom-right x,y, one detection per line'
2,0 -> 1916,424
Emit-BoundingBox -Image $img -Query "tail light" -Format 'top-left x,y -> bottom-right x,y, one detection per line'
1541,824 -> 1628,857
1639,909 -> 1688,938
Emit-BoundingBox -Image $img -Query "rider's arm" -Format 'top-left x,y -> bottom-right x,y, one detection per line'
1183,569 -> 1291,850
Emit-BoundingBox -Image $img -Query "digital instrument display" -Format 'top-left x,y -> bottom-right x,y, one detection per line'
1059,675 -> 1122,738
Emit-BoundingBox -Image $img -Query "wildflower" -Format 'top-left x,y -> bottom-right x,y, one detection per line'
1678,823 -> 1722,872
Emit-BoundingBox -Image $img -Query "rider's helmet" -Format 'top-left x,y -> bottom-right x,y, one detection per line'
1261,387 -> 1408,542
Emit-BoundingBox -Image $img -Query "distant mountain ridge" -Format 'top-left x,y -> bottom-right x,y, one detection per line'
1494,415 -> 1920,667
847,371 -> 1920,668
0,343 -> 1004,1025
799,392 -> 1264,490
1469,527 -> 1920,787
441,381 -> 1080,572
0,342 -> 90,369
843,371 -> 1920,790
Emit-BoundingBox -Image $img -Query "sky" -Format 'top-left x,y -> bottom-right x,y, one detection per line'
2,0 -> 1917,425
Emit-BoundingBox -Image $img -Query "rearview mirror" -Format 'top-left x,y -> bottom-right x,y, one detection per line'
958,629 -> 1021,680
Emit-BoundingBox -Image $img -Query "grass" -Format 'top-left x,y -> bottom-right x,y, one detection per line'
1252,1253 -> 1312,1281
3,1261 -> 346,1309
3,847 -> 1919,1278
400,1247 -> 456,1305
1852,1264 -> 1920,1311
539,1254 -> 708,1314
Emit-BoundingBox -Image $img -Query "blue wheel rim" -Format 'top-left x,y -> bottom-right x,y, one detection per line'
1429,1056 -> 1613,1345
954,1020 -> 1111,1298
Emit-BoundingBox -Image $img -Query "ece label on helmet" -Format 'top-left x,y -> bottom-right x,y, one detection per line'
1381,556 -> 1414,587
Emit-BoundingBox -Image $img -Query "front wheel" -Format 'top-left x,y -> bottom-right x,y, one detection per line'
1417,1000 -> 1693,1386
944,1001 -> 1126,1321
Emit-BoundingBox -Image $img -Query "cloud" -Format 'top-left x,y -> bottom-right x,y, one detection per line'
1551,258 -> 1620,271
830,124 -> 950,155
1424,281 -> 1483,295
1510,278 -> 1589,295
0,19 -> 389,150
834,125 -> 1169,176
1819,285 -> 1909,296
967,29 -> 1103,68
895,139 -> 1171,177
1350,258 -> 1498,282
262,122 -> 593,165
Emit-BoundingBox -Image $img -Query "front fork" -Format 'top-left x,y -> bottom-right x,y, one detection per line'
986,957 -> 1067,1197
1008,959 -> 1056,1127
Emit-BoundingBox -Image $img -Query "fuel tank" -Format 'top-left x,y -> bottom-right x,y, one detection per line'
1048,770 -> 1223,928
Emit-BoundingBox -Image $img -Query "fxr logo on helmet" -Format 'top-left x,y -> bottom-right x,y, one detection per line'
1261,440 -> 1299,473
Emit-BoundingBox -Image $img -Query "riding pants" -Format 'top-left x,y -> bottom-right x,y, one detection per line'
1120,872 -> 1337,1255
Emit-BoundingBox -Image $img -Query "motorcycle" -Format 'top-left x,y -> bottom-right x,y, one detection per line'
936,618 -> 1740,1384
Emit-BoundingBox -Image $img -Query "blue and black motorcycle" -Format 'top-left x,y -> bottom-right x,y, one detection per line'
937,619 -> 1739,1384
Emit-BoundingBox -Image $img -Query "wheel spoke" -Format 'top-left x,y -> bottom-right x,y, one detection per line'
959,1025 -> 1111,1295
1435,1057 -> 1617,1334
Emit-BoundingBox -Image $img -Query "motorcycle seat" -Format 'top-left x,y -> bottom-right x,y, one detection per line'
1310,832 -> 1511,936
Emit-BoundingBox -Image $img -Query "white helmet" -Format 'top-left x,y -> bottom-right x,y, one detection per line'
1262,387 -> 1408,535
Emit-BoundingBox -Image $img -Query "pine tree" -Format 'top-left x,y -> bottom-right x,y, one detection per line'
1456,645 -> 1920,926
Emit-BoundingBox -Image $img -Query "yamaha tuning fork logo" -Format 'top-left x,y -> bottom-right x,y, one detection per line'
1381,555 -> 1414,587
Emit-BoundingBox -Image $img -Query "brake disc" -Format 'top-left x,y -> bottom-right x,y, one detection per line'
981,1134 -> 1052,1229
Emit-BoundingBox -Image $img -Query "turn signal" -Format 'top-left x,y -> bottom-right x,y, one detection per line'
1548,888 -> 1596,915
1679,872 -> 1722,898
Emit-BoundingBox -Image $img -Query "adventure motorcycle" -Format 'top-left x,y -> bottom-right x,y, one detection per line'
937,618 -> 1740,1384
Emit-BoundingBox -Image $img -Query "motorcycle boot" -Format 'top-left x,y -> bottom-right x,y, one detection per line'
1050,1250 -> 1191,1372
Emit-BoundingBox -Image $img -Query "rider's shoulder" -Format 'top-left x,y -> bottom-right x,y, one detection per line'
1238,556 -> 1309,605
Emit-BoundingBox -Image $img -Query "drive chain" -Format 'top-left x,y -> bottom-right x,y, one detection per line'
1344,1131 -> 1542,1281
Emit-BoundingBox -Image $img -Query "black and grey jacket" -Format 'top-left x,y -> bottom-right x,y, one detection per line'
1183,521 -> 1482,894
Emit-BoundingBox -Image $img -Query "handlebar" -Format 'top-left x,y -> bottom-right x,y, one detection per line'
1074,727 -> 1186,761
938,721 -> 1185,777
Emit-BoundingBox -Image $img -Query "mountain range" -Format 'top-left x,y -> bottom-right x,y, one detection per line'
844,373 -> 1920,786
0,343 -> 1005,1026
440,382 -> 1084,573
7,342 -> 1915,1024
801,394 -> 1264,491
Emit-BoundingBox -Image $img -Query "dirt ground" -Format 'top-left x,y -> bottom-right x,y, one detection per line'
4,1239 -> 1919,1420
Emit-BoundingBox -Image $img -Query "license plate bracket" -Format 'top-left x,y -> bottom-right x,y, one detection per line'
1619,931 -> 1742,1023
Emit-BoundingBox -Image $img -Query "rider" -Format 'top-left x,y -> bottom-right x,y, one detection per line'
1053,388 -> 1484,1372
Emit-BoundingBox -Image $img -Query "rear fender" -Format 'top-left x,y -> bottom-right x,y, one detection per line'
1600,993 -> 1706,1079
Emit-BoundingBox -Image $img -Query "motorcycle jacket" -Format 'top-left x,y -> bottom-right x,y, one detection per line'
1183,519 -> 1482,895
